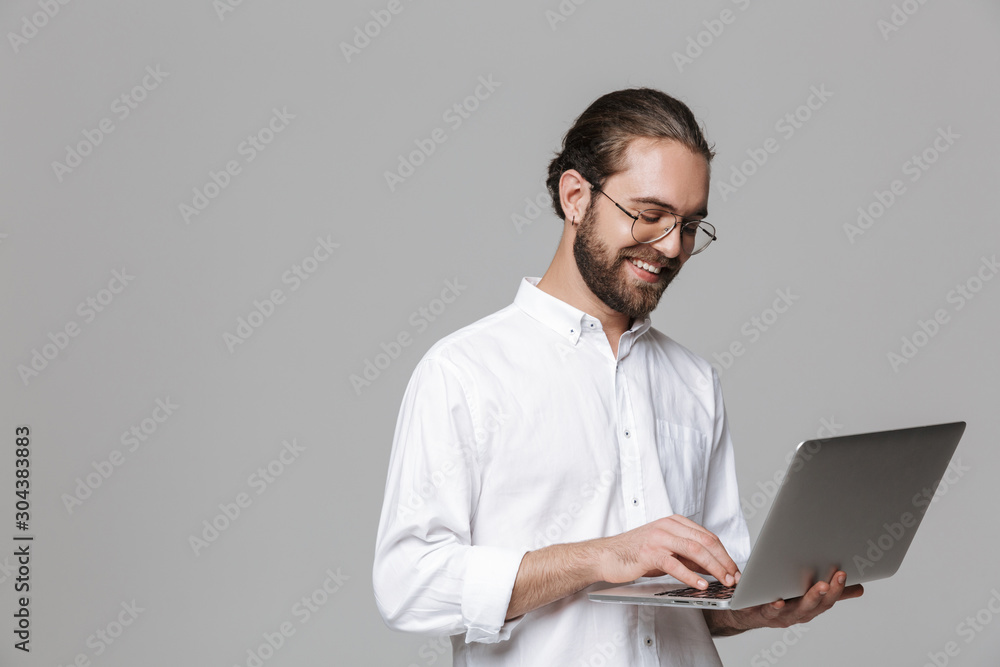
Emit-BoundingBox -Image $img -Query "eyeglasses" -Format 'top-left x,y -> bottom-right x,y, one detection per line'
593,189 -> 717,255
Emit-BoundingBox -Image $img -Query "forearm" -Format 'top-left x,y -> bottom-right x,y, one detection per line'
505,538 -> 605,621
702,608 -> 757,637
507,516 -> 746,621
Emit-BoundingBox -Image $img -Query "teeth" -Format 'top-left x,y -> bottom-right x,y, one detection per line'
630,258 -> 661,274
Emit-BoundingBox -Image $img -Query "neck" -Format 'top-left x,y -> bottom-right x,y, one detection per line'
536,233 -> 634,340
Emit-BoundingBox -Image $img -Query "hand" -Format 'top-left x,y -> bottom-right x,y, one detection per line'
733,570 -> 864,630
597,514 -> 741,590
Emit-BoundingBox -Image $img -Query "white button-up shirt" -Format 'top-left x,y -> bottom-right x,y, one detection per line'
373,277 -> 751,667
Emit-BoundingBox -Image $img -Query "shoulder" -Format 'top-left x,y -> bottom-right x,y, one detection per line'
640,325 -> 718,390
642,325 -> 710,368
414,303 -> 529,373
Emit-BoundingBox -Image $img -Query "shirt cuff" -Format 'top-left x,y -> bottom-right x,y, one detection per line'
461,546 -> 528,644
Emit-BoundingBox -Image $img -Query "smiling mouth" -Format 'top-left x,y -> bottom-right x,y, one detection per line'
628,258 -> 662,274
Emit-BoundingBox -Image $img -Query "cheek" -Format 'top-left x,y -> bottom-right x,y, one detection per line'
614,229 -> 642,253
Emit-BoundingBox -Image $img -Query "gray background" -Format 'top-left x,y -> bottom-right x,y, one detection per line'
2,0 -> 998,665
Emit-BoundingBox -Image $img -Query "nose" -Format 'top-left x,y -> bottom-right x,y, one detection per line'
648,224 -> 687,260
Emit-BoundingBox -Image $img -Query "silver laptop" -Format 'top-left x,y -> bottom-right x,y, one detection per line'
589,421 -> 966,610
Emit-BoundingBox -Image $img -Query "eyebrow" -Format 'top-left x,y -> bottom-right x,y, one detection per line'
628,196 -> 708,219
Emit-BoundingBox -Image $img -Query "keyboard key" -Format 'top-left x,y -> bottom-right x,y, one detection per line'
656,582 -> 736,599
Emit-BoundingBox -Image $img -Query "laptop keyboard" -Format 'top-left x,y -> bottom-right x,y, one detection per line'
655,581 -> 736,599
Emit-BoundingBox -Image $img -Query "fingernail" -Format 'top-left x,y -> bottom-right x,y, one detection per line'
735,571 -> 742,583
838,574 -> 846,585
697,579 -> 708,589
819,589 -> 827,596
725,574 -> 734,586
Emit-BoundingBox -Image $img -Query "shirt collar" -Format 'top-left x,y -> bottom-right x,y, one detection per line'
514,277 -> 652,345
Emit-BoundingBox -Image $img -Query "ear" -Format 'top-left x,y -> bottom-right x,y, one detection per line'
558,169 -> 592,227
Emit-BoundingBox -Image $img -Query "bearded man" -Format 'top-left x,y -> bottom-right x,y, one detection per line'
373,88 -> 861,667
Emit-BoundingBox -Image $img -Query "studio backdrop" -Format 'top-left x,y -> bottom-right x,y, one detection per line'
2,1 -> 998,665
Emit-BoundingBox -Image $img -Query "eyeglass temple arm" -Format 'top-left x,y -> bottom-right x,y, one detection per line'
595,189 -> 639,221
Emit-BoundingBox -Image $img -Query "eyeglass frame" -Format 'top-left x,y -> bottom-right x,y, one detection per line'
591,188 -> 717,255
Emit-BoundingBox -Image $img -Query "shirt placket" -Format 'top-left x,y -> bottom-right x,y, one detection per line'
615,355 -> 646,531
615,337 -> 659,664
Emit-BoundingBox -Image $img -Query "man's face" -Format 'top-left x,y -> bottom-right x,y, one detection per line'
572,138 -> 710,319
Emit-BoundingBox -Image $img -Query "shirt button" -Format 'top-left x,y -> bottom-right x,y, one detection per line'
624,429 -> 631,438
644,637 -> 653,647
631,498 -> 639,506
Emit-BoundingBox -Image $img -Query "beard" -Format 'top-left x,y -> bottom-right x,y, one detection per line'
572,202 -> 682,319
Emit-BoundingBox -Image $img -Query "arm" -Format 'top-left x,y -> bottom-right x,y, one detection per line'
377,359 -> 742,635
703,571 -> 865,637
507,514 -> 742,620
373,358 -> 527,643
505,541 -> 601,620
508,369 -> 753,621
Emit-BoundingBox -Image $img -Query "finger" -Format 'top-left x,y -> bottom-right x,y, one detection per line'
817,571 -> 856,605
668,515 -> 734,552
758,599 -> 785,622
789,575 -> 857,624
658,555 -> 712,590
677,521 -> 741,582
822,572 -> 865,603
661,516 -> 741,585
839,584 -> 865,601
818,571 -> 844,603
664,533 -> 738,587
761,585 -> 827,627
674,556 -> 741,588
797,580 -> 833,614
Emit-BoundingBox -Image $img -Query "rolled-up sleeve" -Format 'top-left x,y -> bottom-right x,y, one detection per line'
373,356 -> 527,643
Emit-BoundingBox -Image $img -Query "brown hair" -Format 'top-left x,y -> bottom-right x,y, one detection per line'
546,88 -> 714,220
